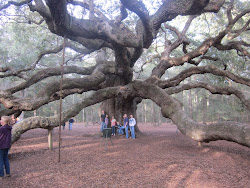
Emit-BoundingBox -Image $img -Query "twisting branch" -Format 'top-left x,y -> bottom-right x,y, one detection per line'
227,19 -> 250,40
188,55 -> 219,66
10,77 -> 250,147
11,84 -> 134,143
0,108 -> 21,117
0,0 -> 32,11
214,41 -> 250,58
0,67 -> 26,79
151,2 -> 250,78
134,54 -> 160,74
114,4 -> 128,24
165,82 -> 250,110
150,0 -> 224,36
226,0 -> 234,23
204,0 -> 225,13
0,41 -> 95,79
0,62 -> 116,111
133,80 -> 250,147
6,65 -> 96,94
151,65 -> 250,88
68,0 -> 109,21
120,0 -> 149,24
162,15 -> 196,57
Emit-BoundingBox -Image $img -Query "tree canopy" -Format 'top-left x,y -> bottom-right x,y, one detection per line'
0,0 -> 249,147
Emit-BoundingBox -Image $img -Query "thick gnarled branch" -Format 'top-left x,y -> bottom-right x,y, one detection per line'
0,0 -> 32,11
166,82 -> 250,110
0,62 -> 116,111
11,85 -> 134,143
133,81 -> 250,147
152,65 -> 250,88
0,41 -> 95,79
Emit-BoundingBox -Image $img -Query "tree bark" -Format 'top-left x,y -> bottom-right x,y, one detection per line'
133,81 -> 250,147
100,96 -> 141,132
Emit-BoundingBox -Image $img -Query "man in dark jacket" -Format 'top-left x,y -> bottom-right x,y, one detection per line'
68,118 -> 74,130
100,110 -> 106,132
0,116 -> 12,178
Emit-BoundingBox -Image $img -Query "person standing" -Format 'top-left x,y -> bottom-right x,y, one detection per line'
111,116 -> 116,136
104,114 -> 109,129
129,115 -> 136,139
0,116 -> 12,178
100,111 -> 106,132
62,122 -> 66,130
68,118 -> 74,130
124,114 -> 129,139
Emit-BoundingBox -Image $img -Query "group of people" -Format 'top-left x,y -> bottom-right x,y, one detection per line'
61,118 -> 75,130
100,111 -> 136,139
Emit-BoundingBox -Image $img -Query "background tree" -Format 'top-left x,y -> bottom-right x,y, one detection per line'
0,0 -> 249,147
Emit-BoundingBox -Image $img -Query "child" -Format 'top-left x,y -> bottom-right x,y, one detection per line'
0,116 -> 12,178
116,121 -> 122,135
111,116 -> 116,136
104,115 -> 109,129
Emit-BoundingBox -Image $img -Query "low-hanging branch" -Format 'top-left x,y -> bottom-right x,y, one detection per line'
11,85 -> 134,143
0,62 -> 116,111
153,65 -> 250,88
11,81 -> 250,147
133,81 -> 250,147
6,65 -> 96,94
165,82 -> 250,110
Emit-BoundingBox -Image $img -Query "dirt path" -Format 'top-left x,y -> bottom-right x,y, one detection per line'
1,123 -> 250,188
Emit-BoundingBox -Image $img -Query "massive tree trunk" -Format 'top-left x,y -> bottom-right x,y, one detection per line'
100,96 -> 141,132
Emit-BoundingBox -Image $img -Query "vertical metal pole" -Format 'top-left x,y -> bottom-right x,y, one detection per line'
58,36 -> 66,162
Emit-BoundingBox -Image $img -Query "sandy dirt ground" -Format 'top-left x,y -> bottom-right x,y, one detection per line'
1,123 -> 250,188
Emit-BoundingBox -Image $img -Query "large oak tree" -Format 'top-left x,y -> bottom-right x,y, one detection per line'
0,0 -> 249,147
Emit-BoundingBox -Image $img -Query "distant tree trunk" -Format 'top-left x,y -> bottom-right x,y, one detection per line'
202,95 -> 207,124
82,108 -> 85,122
157,106 -> 162,126
189,90 -> 193,118
188,77 -> 193,119
152,101 -> 157,126
194,94 -> 198,121
86,108 -> 89,126
20,89 -> 25,120
143,100 -> 146,123
90,106 -> 94,125
179,91 -> 184,110
54,110 -> 57,116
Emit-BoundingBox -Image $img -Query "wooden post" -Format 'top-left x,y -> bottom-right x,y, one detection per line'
48,129 -> 53,150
